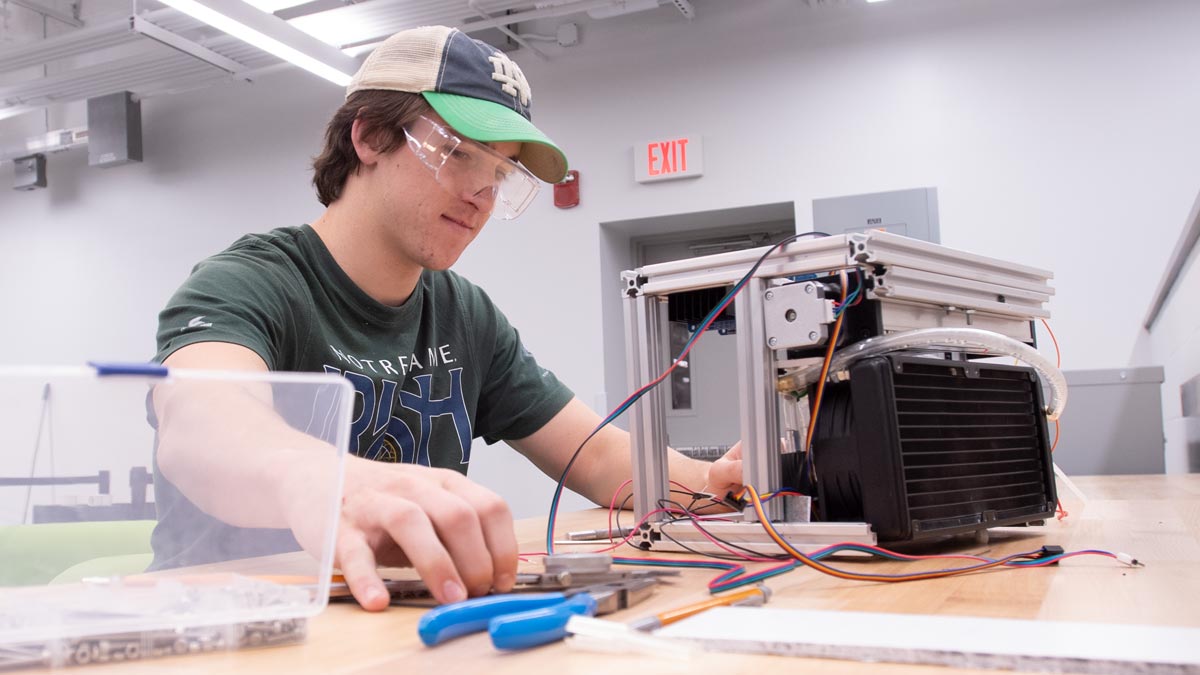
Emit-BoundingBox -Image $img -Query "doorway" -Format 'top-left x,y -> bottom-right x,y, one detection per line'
598,202 -> 796,453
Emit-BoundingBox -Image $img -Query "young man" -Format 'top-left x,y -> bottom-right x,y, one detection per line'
152,26 -> 743,610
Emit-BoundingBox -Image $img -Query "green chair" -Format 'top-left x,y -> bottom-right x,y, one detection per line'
0,520 -> 155,586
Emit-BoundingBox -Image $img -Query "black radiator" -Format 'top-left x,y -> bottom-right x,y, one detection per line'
793,354 -> 1057,543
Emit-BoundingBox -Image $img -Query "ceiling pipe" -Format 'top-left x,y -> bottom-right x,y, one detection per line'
341,0 -> 661,51
467,0 -> 549,62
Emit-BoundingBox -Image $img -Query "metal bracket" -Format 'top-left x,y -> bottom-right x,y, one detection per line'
131,16 -> 250,78
620,271 -> 647,298
9,0 -> 83,27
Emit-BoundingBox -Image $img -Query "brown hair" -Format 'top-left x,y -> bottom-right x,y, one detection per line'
311,90 -> 431,206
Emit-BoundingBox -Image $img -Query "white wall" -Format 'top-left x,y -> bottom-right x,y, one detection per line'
1139,193 -> 1200,473
2,0 -> 1198,522
0,71 -> 337,363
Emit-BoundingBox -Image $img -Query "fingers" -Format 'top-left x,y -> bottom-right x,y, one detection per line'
707,457 -> 743,499
335,526 -> 389,611
408,473 -> 506,593
342,487 -> 468,607
438,472 -> 519,593
337,468 -> 518,608
704,443 -> 745,501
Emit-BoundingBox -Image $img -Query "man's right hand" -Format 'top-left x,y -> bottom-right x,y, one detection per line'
280,456 -> 518,611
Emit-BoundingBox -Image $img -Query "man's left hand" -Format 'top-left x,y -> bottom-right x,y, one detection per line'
703,442 -> 743,503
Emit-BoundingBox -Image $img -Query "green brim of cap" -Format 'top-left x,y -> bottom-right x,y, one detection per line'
423,91 -> 568,184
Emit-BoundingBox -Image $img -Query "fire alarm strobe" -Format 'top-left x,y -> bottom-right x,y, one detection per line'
554,170 -> 580,209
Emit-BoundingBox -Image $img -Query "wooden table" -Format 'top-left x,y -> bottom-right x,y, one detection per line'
45,474 -> 1200,674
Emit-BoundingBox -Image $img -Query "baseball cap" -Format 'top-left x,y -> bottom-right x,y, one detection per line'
347,25 -> 568,184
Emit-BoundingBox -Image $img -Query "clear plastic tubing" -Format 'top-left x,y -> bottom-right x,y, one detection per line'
777,327 -> 1067,421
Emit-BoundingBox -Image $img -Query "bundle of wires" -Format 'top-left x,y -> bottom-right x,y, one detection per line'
582,481 -> 1136,594
731,485 -> 1137,584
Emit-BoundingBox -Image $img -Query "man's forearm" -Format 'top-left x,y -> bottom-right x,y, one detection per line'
565,425 -> 715,509
510,397 -> 734,513
154,381 -> 333,529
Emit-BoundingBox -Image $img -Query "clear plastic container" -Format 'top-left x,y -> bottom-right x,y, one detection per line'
0,365 -> 353,669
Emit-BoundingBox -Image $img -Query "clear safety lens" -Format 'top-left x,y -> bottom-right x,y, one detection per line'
403,115 -> 540,221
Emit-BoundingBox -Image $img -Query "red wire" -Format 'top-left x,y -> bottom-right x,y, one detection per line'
606,479 -> 632,543
606,479 -> 710,543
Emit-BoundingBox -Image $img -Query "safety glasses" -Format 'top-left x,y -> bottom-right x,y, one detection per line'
403,115 -> 540,221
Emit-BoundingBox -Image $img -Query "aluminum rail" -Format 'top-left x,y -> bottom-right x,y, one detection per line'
1144,188 -> 1200,330
626,233 -> 1054,324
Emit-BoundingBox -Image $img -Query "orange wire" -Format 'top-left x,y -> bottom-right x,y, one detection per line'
1052,417 -> 1067,519
743,486 -> 1021,582
1041,318 -> 1061,369
1041,319 -> 1066,520
802,270 -> 849,470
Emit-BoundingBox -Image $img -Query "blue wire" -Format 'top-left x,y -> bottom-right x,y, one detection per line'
760,489 -> 802,504
711,564 -> 799,592
832,269 -> 863,317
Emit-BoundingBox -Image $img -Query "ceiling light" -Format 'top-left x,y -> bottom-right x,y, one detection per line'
241,0 -> 312,12
157,0 -> 358,85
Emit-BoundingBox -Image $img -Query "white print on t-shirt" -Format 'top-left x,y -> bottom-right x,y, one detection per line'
181,315 -> 213,332
326,343 -> 456,377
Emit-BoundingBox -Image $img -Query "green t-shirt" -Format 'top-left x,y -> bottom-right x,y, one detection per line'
150,224 -> 574,567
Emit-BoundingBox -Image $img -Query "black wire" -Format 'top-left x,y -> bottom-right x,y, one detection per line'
656,498 -> 791,561
656,521 -> 771,562
612,490 -> 701,541
645,498 -> 767,562
613,494 -> 790,562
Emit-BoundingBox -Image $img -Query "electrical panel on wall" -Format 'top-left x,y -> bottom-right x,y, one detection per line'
813,187 -> 941,243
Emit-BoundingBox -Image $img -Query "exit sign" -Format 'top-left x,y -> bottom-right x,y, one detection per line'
634,135 -> 703,183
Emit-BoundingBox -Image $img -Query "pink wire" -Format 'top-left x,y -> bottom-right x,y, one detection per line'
607,479 -> 633,542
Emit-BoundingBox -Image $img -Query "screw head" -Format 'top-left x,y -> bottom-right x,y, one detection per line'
808,331 -> 819,341
768,337 -> 778,347
805,284 -> 814,294
765,291 -> 775,301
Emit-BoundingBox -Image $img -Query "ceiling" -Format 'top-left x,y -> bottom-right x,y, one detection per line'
0,0 -> 715,126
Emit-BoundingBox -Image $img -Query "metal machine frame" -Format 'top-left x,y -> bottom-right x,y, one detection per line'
621,231 -> 1055,553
